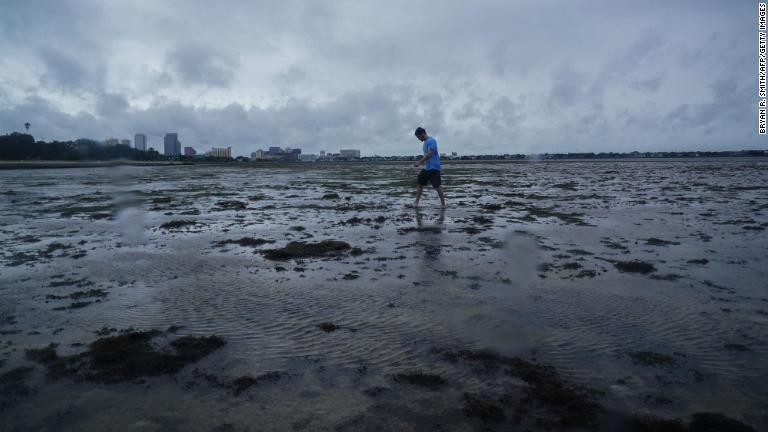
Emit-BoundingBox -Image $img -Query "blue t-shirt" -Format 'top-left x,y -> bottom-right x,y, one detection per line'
422,137 -> 441,171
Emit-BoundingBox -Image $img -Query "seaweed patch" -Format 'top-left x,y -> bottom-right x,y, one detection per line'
26,330 -> 225,383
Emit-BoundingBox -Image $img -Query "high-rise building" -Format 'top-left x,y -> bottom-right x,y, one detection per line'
184,146 -> 197,156
120,139 -> 131,147
268,146 -> 283,155
283,148 -> 301,162
164,133 -> 181,156
103,138 -> 119,146
210,147 -> 231,158
134,134 -> 147,151
339,149 -> 361,159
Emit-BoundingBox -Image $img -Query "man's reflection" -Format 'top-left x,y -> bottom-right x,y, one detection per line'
415,208 -> 445,260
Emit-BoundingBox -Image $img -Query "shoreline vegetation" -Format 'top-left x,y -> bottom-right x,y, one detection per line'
2,132 -> 767,170
1,156 -> 768,170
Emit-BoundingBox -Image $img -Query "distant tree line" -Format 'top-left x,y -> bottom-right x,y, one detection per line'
0,132 -> 162,161
3,131 -> 765,162
525,150 -> 768,160
361,150 -> 767,162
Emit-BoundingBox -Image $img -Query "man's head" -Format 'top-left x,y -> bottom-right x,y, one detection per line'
414,127 -> 427,142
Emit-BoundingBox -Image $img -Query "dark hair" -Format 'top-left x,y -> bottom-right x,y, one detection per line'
414,127 -> 426,136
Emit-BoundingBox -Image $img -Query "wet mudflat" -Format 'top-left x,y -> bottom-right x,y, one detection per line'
0,160 -> 766,431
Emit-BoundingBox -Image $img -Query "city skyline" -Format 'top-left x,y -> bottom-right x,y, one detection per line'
7,127 -> 768,160
48,129 -> 369,159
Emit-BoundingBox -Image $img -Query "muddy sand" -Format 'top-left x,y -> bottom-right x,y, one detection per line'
0,161 -> 766,431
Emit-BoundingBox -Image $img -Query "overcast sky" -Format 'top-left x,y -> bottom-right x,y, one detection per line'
0,0 -> 760,156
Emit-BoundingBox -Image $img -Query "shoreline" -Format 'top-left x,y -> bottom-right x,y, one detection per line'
1,156 -> 766,170
253,156 -> 768,165
0,160 -> 194,170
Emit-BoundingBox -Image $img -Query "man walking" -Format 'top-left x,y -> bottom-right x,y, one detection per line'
413,127 -> 446,208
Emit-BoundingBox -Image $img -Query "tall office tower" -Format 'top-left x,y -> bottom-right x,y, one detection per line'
134,134 -> 147,151
164,133 -> 181,156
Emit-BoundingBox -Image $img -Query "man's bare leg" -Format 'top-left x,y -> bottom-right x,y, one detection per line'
414,185 -> 424,207
436,186 -> 446,208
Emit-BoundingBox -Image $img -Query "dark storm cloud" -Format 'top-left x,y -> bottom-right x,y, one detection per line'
0,96 -> 100,139
0,0 -> 104,48
630,74 -> 665,92
37,47 -> 104,92
1,0 -> 108,97
164,42 -> 239,88
663,78 -> 752,131
486,96 -> 523,131
0,0 -> 761,155
95,92 -> 130,117
0,84 -> 427,155
548,65 -> 589,108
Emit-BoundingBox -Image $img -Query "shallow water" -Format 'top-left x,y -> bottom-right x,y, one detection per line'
0,161 -> 766,431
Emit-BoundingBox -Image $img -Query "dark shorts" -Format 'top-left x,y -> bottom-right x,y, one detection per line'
417,169 -> 442,188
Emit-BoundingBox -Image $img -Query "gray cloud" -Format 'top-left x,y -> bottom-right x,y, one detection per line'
96,92 -> 129,117
630,73 -> 665,92
273,66 -> 307,88
548,65 -> 589,108
0,0 -> 761,155
164,42 -> 239,87
38,48 -> 103,92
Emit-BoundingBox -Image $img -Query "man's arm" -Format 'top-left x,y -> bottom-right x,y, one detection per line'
414,148 -> 433,167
